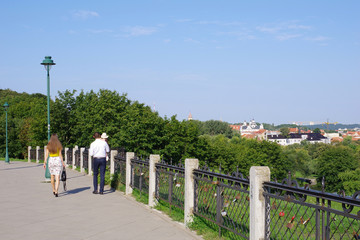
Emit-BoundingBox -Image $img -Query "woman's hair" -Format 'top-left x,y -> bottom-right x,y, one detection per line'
47,134 -> 63,154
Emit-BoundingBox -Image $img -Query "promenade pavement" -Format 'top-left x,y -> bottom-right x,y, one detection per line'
0,161 -> 202,240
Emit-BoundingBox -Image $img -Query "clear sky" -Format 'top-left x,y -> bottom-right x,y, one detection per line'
0,1 -> 359,125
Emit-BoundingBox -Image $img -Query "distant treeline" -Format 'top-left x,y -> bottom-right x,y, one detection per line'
1,88 -> 360,194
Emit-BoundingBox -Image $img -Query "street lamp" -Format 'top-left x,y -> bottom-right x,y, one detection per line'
3,102 -> 9,163
41,56 -> 55,141
41,56 -> 55,180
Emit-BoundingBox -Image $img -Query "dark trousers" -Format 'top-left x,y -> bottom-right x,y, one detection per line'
93,158 -> 106,192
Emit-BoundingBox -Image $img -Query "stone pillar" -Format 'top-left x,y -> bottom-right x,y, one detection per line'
80,147 -> 85,173
250,166 -> 270,240
72,146 -> 78,170
36,146 -> 40,163
110,150 -> 118,175
148,154 -> 160,207
64,147 -> 69,165
184,158 -> 199,225
28,146 -> 31,162
88,155 -> 93,176
125,152 -> 135,195
44,146 -> 47,162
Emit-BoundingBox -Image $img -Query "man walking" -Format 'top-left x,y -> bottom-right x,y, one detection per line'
89,132 -> 110,195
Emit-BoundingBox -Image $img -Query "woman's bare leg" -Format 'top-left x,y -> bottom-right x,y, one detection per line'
51,175 -> 55,192
55,175 -> 60,193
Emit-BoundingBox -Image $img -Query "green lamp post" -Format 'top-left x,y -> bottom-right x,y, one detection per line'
41,56 -> 55,180
3,102 -> 9,163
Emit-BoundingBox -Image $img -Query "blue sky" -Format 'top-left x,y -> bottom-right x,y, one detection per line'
0,1 -> 359,125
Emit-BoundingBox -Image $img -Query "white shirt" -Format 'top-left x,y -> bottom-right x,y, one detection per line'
89,139 -> 110,158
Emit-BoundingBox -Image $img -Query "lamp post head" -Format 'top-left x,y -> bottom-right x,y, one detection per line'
3,102 -> 9,111
41,56 -> 56,70
41,56 -> 56,66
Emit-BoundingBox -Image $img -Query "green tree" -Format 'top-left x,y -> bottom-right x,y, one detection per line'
316,145 -> 358,192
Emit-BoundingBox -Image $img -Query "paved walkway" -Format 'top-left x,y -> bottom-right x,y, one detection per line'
0,161 -> 202,240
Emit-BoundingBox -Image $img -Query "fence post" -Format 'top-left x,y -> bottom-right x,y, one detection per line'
148,154 -> 160,207
80,147 -> 85,173
28,146 -> 31,162
126,152 -> 135,195
72,146 -> 78,170
44,146 -> 47,162
88,155 -> 93,176
36,146 -> 40,163
250,166 -> 270,240
184,158 -> 199,226
110,150 -> 118,175
64,147 -> 69,165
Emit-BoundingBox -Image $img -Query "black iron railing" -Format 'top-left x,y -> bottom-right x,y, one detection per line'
130,157 -> 149,195
263,173 -> 360,240
193,166 -> 250,239
30,149 -> 36,160
74,149 -> 80,168
114,151 -> 126,184
83,148 -> 89,170
155,161 -> 185,210
66,148 -> 73,165
38,149 -> 44,161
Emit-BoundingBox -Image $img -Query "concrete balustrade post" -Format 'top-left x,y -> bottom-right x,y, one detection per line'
184,158 -> 199,226
28,146 -> 31,162
148,154 -> 160,207
44,146 -> 47,162
125,152 -> 135,195
36,146 -> 40,163
80,147 -> 85,173
72,146 -> 78,170
250,166 -> 270,240
110,150 -> 118,175
88,155 -> 93,176
64,147 -> 69,165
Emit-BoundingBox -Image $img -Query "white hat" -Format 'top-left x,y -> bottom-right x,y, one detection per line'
101,133 -> 109,139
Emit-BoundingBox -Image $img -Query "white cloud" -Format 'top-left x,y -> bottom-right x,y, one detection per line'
163,39 -> 171,43
72,10 -> 99,19
305,36 -> 330,41
276,34 -> 302,41
256,26 -> 281,34
184,38 -> 200,43
124,26 -> 158,37
88,29 -> 113,34
176,19 -> 193,23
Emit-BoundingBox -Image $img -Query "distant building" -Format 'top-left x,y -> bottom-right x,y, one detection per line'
240,120 -> 264,135
229,124 -> 241,131
267,133 -> 331,146
188,112 -> 193,121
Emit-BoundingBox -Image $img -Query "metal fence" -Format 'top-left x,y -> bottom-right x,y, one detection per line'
83,148 -> 89,170
193,166 -> 250,239
114,150 -> 126,184
30,149 -> 36,160
263,173 -> 360,240
74,149 -> 80,168
130,156 -> 149,195
66,148 -> 72,165
155,161 -> 185,210
38,149 -> 44,161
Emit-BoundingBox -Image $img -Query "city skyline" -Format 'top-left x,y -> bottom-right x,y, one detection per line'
0,1 -> 359,124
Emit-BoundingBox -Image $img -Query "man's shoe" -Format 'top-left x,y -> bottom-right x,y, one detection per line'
99,192 -> 104,195
93,191 -> 98,194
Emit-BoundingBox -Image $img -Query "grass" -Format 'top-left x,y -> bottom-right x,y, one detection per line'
0,158 -> 28,162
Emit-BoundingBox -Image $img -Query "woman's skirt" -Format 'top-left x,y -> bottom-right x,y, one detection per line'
48,156 -> 62,175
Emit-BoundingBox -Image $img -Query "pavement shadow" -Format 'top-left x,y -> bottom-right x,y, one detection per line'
102,189 -> 116,195
0,164 -> 42,171
59,186 -> 91,196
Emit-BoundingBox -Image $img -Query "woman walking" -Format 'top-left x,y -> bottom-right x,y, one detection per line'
44,134 -> 65,197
